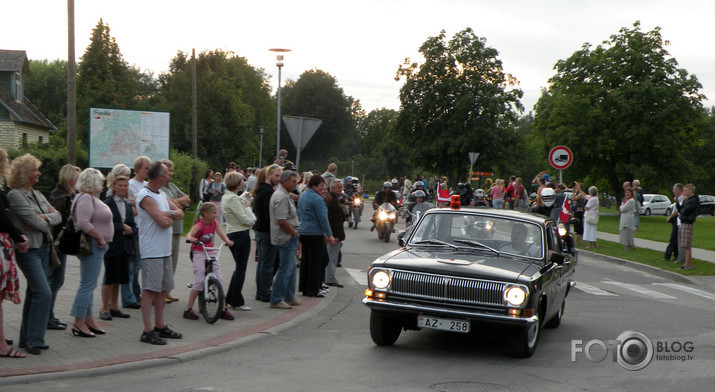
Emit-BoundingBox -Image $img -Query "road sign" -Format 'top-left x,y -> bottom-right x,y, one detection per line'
283,115 -> 322,171
468,152 -> 479,165
549,145 -> 573,170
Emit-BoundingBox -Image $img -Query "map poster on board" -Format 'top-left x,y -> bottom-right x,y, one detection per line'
89,108 -> 170,168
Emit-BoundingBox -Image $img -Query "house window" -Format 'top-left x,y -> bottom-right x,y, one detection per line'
39,136 -> 44,144
22,133 -> 27,145
15,72 -> 23,102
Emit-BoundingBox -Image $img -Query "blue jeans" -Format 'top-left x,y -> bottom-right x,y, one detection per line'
70,241 -> 108,319
48,251 -> 67,322
16,244 -> 52,348
492,198 -> 504,209
255,231 -> 277,301
270,236 -> 298,305
120,246 -> 142,306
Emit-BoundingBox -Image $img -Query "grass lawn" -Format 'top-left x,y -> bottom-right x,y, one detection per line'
575,240 -> 715,276
594,213 -> 714,251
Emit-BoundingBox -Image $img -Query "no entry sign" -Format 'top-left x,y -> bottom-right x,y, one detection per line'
549,146 -> 573,170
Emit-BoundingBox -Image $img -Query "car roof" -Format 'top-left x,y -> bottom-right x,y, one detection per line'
423,206 -> 552,225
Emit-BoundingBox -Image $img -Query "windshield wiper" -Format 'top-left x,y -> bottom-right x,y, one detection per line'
411,239 -> 459,250
453,239 -> 500,257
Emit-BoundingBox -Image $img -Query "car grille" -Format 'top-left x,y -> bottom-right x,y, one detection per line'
390,270 -> 506,306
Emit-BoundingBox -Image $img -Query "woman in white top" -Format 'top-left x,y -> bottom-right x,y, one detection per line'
583,186 -> 599,248
222,172 -> 256,310
199,168 -> 213,202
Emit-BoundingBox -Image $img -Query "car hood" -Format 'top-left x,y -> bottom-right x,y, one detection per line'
374,248 -> 541,283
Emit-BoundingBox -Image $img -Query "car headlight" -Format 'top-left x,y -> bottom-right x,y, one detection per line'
378,211 -> 388,220
484,221 -> 493,230
558,223 -> 568,237
504,285 -> 527,307
371,270 -> 391,289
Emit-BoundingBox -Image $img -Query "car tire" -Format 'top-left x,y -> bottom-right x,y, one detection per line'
644,208 -> 651,216
510,314 -> 540,358
665,208 -> 671,217
545,301 -> 564,329
370,311 -> 401,346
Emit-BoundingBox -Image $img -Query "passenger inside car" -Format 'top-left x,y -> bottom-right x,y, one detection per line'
500,223 -> 540,257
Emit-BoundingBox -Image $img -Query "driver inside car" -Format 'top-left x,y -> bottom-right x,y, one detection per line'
501,223 -> 540,257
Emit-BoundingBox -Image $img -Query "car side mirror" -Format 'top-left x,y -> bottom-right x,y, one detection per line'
550,252 -> 565,265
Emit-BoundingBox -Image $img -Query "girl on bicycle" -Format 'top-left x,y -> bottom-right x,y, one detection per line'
184,202 -> 235,321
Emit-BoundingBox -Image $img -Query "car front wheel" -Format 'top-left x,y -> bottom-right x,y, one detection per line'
510,315 -> 540,358
370,311 -> 402,346
644,208 -> 651,216
545,301 -> 564,329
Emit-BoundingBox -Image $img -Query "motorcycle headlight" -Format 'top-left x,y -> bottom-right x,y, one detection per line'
504,285 -> 528,307
378,211 -> 388,220
484,221 -> 493,230
371,270 -> 391,289
558,223 -> 568,237
388,213 -> 396,220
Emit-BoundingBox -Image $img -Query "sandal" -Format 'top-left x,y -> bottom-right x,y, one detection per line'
140,330 -> 167,345
154,325 -> 183,339
0,348 -> 25,358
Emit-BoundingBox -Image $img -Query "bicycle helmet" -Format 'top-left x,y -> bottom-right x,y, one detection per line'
541,187 -> 556,207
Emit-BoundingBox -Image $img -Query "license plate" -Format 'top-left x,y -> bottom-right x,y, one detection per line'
417,315 -> 470,333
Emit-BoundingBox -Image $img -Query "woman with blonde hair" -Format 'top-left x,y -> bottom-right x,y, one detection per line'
297,172 -> 312,194
69,168 -> 114,338
208,171 -> 226,223
491,179 -> 505,209
47,164 -> 81,331
7,154 -> 61,355
0,148 -> 29,358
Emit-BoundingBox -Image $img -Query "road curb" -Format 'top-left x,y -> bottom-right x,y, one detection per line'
579,249 -> 695,284
0,291 -> 335,387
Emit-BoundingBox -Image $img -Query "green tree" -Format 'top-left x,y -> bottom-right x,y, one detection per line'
534,22 -> 705,200
360,108 -> 398,158
158,49 -> 274,170
280,69 -> 359,170
395,28 -> 523,184
24,59 -> 67,129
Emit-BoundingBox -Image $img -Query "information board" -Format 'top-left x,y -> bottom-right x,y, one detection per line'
89,108 -> 170,168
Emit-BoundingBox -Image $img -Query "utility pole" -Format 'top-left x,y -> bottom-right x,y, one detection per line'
191,48 -> 197,159
66,0 -> 76,164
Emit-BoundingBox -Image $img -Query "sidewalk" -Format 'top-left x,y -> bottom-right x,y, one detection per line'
596,231 -> 715,263
0,238 -> 332,384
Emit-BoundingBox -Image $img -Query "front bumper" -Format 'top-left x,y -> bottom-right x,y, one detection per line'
363,297 -> 538,328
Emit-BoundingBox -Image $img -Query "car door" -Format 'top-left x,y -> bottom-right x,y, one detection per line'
540,223 -> 564,320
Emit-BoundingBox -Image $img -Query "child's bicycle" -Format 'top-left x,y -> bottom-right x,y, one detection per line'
186,240 -> 227,323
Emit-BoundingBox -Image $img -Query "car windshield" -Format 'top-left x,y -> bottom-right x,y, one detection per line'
644,195 -> 653,202
409,212 -> 544,259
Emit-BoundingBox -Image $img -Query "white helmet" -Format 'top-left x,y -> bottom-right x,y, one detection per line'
541,188 -> 556,207
383,181 -> 392,188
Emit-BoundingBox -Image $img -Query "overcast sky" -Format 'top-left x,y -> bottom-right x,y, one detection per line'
3,0 -> 714,113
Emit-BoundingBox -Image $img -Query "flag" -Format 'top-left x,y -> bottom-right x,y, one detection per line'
436,182 -> 451,203
559,197 -> 571,223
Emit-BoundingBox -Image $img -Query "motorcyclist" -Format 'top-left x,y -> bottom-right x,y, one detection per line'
411,190 -> 434,221
531,187 -> 556,217
473,188 -> 489,207
371,181 -> 398,231
460,182 -> 474,206
406,181 -> 426,212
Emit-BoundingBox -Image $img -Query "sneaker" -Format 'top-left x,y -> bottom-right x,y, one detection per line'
237,305 -> 252,311
140,330 -> 167,345
220,309 -> 235,320
286,299 -> 301,306
183,309 -> 199,320
99,312 -> 113,321
154,325 -> 183,339
270,301 -> 293,309
678,266 -> 693,270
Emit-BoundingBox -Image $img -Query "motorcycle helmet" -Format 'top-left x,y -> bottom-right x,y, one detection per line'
383,181 -> 392,188
352,178 -> 359,184
413,190 -> 425,200
464,182 -> 471,190
475,189 -> 486,200
391,179 -> 399,187
414,181 -> 424,189
541,187 -> 556,207
345,176 -> 352,182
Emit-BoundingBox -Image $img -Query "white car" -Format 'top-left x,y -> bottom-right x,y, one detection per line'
639,194 -> 672,216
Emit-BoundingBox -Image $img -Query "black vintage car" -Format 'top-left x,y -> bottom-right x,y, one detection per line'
363,206 -> 577,357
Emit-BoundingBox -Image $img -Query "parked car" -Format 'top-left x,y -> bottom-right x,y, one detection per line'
639,194 -> 672,216
363,204 -> 577,357
698,195 -> 715,216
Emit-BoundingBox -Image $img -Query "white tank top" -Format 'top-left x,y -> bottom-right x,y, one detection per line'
136,187 -> 172,258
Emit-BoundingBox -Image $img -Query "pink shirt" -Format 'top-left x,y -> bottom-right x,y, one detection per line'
73,193 -> 114,242
491,185 -> 504,199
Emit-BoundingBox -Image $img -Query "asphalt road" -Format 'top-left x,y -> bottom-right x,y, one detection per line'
6,219 -> 714,392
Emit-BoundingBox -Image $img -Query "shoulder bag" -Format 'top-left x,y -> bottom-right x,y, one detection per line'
54,194 -> 94,256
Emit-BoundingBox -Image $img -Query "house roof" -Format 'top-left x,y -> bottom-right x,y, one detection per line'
0,89 -> 56,130
0,50 -> 30,76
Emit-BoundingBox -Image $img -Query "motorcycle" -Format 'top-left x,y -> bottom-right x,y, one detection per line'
349,196 -> 363,229
376,202 -> 397,243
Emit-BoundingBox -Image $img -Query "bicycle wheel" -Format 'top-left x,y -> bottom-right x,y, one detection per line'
198,276 -> 224,323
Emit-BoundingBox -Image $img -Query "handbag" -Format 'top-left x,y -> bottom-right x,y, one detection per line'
54,194 -> 94,256
49,245 -> 62,267
585,214 -> 599,225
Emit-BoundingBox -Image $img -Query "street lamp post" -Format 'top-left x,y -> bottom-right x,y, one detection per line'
259,126 -> 264,168
269,48 -> 291,162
